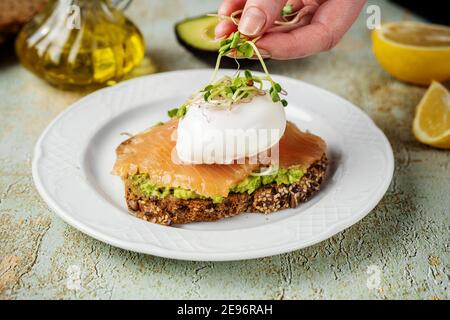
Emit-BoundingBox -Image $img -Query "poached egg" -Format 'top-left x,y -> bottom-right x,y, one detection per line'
176,94 -> 286,164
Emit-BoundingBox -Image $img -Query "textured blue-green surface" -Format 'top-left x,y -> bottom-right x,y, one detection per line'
0,0 -> 449,299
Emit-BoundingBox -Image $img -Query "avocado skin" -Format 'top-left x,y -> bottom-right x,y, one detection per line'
174,14 -> 256,68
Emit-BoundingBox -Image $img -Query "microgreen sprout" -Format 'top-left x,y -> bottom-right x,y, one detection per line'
199,70 -> 267,108
282,4 -> 293,16
210,31 -> 288,107
167,103 -> 187,118
275,4 -> 317,26
218,31 -> 255,58
169,12 -> 290,118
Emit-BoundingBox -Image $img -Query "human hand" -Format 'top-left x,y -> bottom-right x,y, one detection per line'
215,0 -> 366,60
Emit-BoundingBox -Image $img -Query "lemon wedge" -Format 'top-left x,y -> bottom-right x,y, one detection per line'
413,81 -> 450,149
372,22 -> 450,85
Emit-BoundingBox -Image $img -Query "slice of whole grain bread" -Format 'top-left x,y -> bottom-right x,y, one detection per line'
125,155 -> 328,225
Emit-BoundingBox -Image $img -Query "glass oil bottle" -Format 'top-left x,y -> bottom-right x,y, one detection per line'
16,0 -> 145,90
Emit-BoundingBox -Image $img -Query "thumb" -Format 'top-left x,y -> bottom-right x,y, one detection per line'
238,0 -> 287,37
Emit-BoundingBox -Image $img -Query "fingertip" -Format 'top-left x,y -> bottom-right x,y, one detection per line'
238,0 -> 286,36
215,20 -> 237,39
218,0 -> 247,16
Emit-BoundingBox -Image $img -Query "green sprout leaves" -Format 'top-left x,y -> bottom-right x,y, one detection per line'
200,69 -> 288,107
170,28 -> 289,117
219,32 -> 255,58
230,31 -> 241,48
215,32 -> 289,107
269,82 -> 288,106
167,104 -> 187,118
239,42 -> 254,58
282,4 -> 293,16
200,71 -> 259,106
167,108 -> 177,118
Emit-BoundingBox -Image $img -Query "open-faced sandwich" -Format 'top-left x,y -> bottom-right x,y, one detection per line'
113,30 -> 328,226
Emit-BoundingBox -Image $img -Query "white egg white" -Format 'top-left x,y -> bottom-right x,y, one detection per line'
176,94 -> 286,164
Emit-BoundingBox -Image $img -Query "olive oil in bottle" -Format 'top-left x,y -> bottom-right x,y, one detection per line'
16,0 -> 145,90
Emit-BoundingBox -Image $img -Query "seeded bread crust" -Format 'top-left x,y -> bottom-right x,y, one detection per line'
125,155 -> 327,225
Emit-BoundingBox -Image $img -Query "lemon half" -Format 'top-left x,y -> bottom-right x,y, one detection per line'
372,22 -> 450,85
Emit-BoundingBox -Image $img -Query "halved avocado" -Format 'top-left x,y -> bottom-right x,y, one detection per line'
175,15 -> 255,67
176,15 -> 220,53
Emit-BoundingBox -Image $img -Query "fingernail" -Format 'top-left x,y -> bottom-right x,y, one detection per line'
239,7 -> 266,36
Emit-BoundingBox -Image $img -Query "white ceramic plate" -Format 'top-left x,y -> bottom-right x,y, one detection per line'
32,69 -> 394,261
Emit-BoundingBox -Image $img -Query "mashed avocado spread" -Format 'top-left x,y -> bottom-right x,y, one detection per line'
130,168 -> 304,204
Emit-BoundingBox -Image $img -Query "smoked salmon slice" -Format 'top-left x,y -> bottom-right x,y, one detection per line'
279,122 -> 327,168
113,119 -> 326,197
